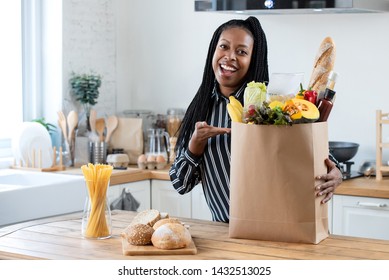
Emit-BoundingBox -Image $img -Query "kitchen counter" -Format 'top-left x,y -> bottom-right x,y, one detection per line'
57,165 -> 170,185
1,210 -> 389,260
58,166 -> 389,199
335,177 -> 389,199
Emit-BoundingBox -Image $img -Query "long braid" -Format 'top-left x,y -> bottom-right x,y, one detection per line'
176,17 -> 269,151
245,17 -> 269,85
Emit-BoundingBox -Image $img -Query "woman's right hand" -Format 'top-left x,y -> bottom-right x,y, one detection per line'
188,121 -> 231,156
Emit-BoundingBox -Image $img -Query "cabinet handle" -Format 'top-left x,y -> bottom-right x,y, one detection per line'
357,201 -> 388,208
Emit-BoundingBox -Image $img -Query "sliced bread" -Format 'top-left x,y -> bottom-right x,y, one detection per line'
130,209 -> 161,227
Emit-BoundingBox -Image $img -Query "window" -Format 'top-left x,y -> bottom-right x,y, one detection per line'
0,1 -> 23,157
0,0 -> 45,163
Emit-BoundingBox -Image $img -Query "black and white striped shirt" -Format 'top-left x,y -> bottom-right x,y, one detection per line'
169,84 -> 245,223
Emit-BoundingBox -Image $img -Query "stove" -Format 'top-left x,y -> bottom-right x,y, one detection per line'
339,161 -> 363,180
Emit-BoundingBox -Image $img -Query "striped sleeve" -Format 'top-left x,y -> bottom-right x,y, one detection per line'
169,146 -> 202,195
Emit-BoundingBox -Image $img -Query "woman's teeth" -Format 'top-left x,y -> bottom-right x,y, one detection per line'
221,64 -> 236,72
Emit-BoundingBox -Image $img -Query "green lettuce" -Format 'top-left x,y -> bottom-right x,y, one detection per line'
243,81 -> 267,109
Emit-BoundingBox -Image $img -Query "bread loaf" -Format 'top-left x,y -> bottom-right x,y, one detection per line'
121,223 -> 154,245
151,223 -> 192,250
308,37 -> 336,94
153,218 -> 181,230
130,209 -> 161,227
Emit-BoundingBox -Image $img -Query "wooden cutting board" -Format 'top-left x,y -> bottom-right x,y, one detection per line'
122,238 -> 197,256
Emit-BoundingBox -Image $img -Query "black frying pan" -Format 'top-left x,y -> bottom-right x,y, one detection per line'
329,141 -> 359,163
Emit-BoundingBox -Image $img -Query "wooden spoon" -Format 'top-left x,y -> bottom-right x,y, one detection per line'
105,115 -> 118,144
57,111 -> 68,144
95,118 -> 105,142
67,110 -> 78,144
89,109 -> 97,133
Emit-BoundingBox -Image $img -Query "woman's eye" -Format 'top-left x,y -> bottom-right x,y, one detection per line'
237,49 -> 248,55
219,44 -> 227,49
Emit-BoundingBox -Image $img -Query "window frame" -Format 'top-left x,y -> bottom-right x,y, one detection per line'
0,0 -> 43,161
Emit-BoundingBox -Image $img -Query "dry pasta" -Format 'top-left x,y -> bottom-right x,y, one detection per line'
81,163 -> 113,238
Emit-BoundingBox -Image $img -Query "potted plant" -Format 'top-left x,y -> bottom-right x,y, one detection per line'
31,117 -> 56,135
69,73 -> 101,131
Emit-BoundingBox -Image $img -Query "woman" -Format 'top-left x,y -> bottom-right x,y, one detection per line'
169,16 -> 342,222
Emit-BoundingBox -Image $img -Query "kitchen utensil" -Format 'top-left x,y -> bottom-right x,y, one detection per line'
57,111 -> 68,144
89,109 -> 97,133
359,161 -> 376,176
358,160 -> 389,177
95,118 -> 106,142
67,110 -> 78,145
89,141 -> 107,164
329,141 -> 359,163
105,115 -> 118,143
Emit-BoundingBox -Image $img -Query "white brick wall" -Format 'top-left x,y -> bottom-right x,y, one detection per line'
62,0 -> 116,119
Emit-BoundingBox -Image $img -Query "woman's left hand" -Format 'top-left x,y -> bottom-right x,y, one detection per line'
315,158 -> 343,204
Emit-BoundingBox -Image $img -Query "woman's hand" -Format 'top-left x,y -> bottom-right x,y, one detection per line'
188,121 -> 231,156
315,158 -> 343,204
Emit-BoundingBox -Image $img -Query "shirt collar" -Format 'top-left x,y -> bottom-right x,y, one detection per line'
211,82 -> 246,102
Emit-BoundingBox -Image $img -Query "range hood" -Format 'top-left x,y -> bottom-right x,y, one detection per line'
195,0 -> 389,14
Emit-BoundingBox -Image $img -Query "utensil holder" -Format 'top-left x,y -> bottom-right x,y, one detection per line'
89,141 -> 107,164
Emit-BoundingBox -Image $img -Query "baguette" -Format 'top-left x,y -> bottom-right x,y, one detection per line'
308,37 -> 336,94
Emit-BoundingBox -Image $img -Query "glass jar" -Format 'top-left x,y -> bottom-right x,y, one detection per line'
166,108 -> 185,138
81,181 -> 112,239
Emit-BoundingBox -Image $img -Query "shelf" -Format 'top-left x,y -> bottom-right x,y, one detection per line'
379,166 -> 389,172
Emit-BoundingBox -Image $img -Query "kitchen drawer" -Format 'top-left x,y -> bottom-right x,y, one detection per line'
333,195 -> 389,240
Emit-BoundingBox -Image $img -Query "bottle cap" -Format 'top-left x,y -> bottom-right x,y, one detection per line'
328,71 -> 338,82
324,88 -> 336,100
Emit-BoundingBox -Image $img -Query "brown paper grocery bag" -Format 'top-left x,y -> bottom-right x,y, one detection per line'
229,122 -> 329,244
110,118 -> 143,164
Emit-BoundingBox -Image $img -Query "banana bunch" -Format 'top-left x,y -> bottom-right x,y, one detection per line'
227,96 -> 243,123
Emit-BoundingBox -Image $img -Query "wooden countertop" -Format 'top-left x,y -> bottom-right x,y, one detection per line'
335,177 -> 389,199
58,166 -> 389,199
57,165 -> 170,185
1,210 -> 389,260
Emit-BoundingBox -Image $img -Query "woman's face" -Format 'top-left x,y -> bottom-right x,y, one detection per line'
212,27 -> 254,97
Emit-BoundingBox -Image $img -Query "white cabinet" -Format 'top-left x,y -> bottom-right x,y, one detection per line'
108,179 -> 213,221
328,199 -> 333,234
191,184 -> 212,221
150,180 -> 213,220
151,180 -> 192,218
108,181 -> 151,212
332,194 -> 389,240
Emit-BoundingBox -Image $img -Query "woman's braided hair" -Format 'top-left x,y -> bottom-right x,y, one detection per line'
176,16 -> 269,151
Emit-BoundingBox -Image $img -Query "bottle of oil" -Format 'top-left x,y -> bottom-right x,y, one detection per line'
317,88 -> 336,122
